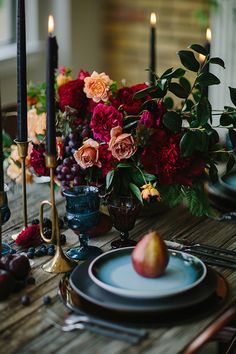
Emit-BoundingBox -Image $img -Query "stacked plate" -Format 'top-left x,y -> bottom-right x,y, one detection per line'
69,247 -> 228,322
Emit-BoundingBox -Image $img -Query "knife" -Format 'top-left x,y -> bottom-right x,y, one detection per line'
165,240 -> 236,269
174,238 -> 236,258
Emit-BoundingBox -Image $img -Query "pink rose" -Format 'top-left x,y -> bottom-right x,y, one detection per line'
84,71 -> 113,102
108,126 -> 137,160
74,138 -> 101,169
90,103 -> 123,142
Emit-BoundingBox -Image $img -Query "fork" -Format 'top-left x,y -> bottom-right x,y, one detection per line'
47,309 -> 146,344
64,313 -> 148,338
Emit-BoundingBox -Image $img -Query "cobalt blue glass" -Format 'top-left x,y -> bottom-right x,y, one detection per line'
1,188 -> 12,255
63,186 -> 103,261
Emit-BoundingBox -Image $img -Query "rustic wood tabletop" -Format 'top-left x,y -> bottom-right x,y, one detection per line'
1,183 -> 236,354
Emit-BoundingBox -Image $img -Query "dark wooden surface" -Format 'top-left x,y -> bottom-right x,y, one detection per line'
1,183 -> 236,354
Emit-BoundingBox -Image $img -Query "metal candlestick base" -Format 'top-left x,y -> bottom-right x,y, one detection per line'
40,154 -> 75,273
14,139 -> 31,229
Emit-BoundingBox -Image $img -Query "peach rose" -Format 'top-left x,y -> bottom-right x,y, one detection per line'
108,126 -> 137,160
7,163 -> 33,184
7,145 -> 33,183
56,73 -> 72,87
27,108 -> 46,143
83,71 -> 112,102
74,138 -> 102,169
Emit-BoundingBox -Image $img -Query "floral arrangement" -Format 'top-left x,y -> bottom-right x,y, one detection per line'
6,44 -> 236,216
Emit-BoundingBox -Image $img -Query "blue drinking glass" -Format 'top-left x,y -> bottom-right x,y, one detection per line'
1,187 -> 12,255
63,186 -> 103,261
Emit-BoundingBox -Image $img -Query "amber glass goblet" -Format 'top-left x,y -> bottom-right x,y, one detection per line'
108,196 -> 141,249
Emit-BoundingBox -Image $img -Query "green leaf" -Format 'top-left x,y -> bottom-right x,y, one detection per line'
228,128 -> 236,147
209,57 -> 225,68
169,82 -> 188,98
196,96 -> 212,125
194,131 -> 209,152
157,78 -> 168,91
208,162 -> 219,183
158,184 -> 183,207
142,172 -> 156,182
163,96 -> 174,109
226,154 -> 235,174
177,50 -> 200,72
164,68 -> 186,78
116,163 -> 132,168
229,87 -> 236,106
163,111 -> 182,132
160,67 -> 173,78
220,113 -> 232,126
183,183 -> 212,217
2,131 -> 13,148
179,77 -> 192,95
180,131 -> 196,156
196,72 -> 220,87
106,169 -> 115,190
188,44 -> 207,56
132,86 -> 155,100
129,183 -> 143,203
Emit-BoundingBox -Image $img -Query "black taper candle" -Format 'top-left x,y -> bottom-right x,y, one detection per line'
17,0 -> 27,142
46,16 -> 58,156
0,93 -> 4,191
149,13 -> 156,86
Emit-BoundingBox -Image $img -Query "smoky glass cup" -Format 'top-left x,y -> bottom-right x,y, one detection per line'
107,196 -> 141,249
1,186 -> 12,255
63,186 -> 103,261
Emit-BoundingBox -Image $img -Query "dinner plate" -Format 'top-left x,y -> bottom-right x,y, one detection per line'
69,259 -> 218,314
88,247 -> 207,299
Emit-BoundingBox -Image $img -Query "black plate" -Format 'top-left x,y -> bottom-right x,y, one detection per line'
68,260 -> 228,318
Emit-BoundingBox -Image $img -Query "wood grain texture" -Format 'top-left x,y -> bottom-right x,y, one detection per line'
1,183 -> 236,354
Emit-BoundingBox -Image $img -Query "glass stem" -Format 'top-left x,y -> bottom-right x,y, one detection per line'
79,233 -> 89,248
120,231 -> 129,241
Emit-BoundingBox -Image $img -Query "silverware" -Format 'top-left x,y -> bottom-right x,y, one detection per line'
47,309 -> 143,344
65,313 -> 147,338
61,322 -> 141,344
165,240 -> 236,269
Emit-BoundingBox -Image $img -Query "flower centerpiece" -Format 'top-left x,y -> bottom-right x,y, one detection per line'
6,44 -> 236,216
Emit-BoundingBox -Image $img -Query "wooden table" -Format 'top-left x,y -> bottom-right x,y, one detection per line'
1,183 -> 236,354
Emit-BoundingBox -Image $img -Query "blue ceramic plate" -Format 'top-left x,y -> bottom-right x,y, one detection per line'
88,247 -> 207,299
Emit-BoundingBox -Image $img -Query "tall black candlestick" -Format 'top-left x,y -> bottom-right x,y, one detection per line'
0,94 -> 4,191
149,13 -> 156,86
46,16 -> 58,156
17,0 -> 27,142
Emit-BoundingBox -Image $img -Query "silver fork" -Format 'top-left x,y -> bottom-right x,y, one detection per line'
47,309 -> 146,344
65,313 -> 148,338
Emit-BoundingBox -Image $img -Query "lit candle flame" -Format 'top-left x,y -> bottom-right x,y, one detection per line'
206,28 -> 211,42
150,12 -> 157,27
48,15 -> 54,34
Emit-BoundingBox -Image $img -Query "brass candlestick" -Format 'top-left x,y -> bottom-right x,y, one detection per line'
39,154 -> 74,273
14,139 -> 30,229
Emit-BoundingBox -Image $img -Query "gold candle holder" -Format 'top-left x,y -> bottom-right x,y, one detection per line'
14,139 -> 30,229
39,154 -> 74,273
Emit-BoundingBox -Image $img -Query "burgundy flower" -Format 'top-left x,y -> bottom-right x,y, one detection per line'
109,83 -> 149,115
141,130 -> 205,186
58,79 -> 88,115
15,225 -> 42,248
30,143 -> 49,176
77,69 -> 90,80
90,103 -> 123,142
138,111 -> 155,128
99,144 -> 117,177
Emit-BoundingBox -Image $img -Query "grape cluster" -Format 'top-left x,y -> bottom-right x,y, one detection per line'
55,130 -> 87,192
